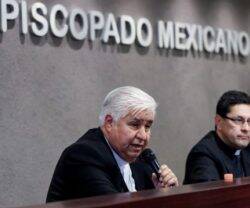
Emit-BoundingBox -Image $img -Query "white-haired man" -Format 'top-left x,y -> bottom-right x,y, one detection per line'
46,86 -> 178,202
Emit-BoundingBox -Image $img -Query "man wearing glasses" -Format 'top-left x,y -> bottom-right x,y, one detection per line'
184,90 -> 250,184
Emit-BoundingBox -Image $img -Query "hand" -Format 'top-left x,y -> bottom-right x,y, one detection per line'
152,164 -> 179,188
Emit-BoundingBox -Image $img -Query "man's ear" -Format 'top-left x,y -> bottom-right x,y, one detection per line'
215,114 -> 222,130
104,115 -> 114,131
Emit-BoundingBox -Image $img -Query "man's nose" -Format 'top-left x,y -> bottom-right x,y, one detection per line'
136,127 -> 147,140
241,121 -> 250,131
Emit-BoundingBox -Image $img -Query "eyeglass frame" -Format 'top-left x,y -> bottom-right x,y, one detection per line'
223,115 -> 250,126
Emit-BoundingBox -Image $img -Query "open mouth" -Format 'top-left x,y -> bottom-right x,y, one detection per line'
130,144 -> 144,151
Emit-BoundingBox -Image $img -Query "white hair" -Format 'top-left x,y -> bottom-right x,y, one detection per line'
99,86 -> 157,125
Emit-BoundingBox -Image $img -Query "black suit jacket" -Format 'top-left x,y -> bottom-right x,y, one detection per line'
183,131 -> 250,184
46,128 -> 154,202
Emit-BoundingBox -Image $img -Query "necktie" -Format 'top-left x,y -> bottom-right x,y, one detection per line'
233,153 -> 244,178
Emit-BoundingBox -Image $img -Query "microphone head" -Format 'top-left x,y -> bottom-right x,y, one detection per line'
139,148 -> 157,163
139,148 -> 160,177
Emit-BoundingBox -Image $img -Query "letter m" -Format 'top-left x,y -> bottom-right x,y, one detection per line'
157,20 -> 174,49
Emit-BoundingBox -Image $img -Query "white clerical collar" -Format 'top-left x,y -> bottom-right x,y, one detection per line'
235,149 -> 241,156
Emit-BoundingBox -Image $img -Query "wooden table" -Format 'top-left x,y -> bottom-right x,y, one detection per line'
12,177 -> 250,208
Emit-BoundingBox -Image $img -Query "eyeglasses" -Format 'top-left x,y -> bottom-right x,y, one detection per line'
223,115 -> 250,126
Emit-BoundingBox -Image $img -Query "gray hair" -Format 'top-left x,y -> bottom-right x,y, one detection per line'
99,86 -> 157,125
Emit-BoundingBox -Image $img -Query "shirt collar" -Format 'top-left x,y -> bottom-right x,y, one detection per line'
235,149 -> 241,156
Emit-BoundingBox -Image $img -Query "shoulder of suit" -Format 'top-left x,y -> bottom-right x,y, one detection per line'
190,131 -> 218,154
61,128 -> 109,161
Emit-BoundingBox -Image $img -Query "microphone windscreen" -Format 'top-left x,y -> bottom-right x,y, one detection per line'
139,148 -> 160,178
139,148 -> 157,162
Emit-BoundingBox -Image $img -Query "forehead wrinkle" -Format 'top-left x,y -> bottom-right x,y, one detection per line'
124,108 -> 154,124
228,113 -> 250,118
132,117 -> 154,124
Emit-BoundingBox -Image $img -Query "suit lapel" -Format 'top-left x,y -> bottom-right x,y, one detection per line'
220,153 -> 235,174
97,129 -> 129,192
131,164 -> 143,191
112,171 -> 129,192
209,133 -> 235,175
106,156 -> 128,192
130,162 -> 154,191
241,148 -> 250,176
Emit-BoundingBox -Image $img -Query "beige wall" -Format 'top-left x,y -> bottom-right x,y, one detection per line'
0,0 -> 249,206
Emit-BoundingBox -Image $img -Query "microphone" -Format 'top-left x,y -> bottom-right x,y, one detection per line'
139,148 -> 160,178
